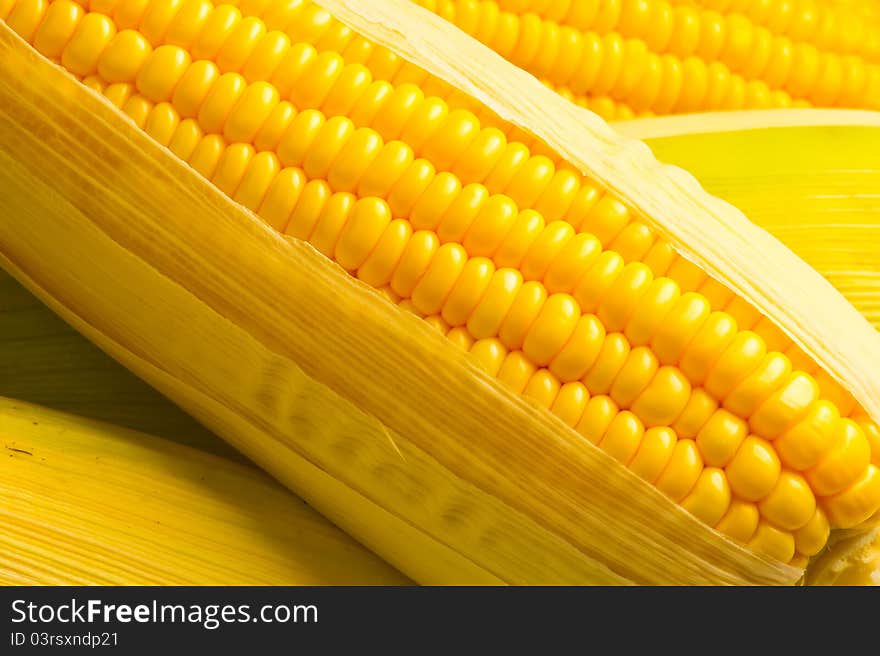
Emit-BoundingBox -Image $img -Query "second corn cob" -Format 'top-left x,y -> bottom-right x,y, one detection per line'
0,397 -> 410,585
411,0 -> 880,120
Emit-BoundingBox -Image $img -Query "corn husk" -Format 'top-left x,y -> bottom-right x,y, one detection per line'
626,111 -> 880,330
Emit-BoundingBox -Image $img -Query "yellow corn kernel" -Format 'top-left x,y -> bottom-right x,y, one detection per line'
642,241 -> 676,277
715,499 -> 760,543
608,222 -> 654,263
80,74 -> 105,93
748,522 -> 796,563
725,295 -> 763,330
631,366 -> 692,427
805,419 -> 871,497
33,0 -> 84,60
63,12 -> 117,76
609,346 -> 658,408
598,410 -> 645,465
440,257 -> 495,327
583,196 -> 630,246
573,250 -> 625,315
650,292 -> 711,366
494,210 -> 546,270
334,197 -> 392,271
666,257 -> 706,293
822,464 -> 880,529
282,177 -> 330,240
498,281 -> 547,350
521,221 -> 575,282
390,230 -> 439,298
676,308 -> 735,379
223,80 -> 280,144
137,44 -> 191,102
172,59 -> 220,118
198,72 -> 247,134
583,332 -> 630,395
655,439 -> 703,502
6,0 -> 47,42
523,369 -> 561,409
794,508 -> 830,558
681,467 -> 732,526
705,331 -> 767,400
522,293 -> 580,366
143,101 -> 180,146
671,388 -> 718,439
468,338 -> 508,377
467,269 -> 523,340
857,416 -> 880,467
696,409 -> 748,467
412,243 -> 468,315
598,262 -> 652,332
757,471 -> 816,531
497,351 -> 537,394
308,191 -> 355,257
725,435 -> 781,502
543,233 -> 603,295
815,370 -> 858,416
167,117 -> 203,161
548,314 -> 605,383
698,276 -> 734,310
623,277 -> 680,347
774,400 -> 840,471
211,141 -> 254,197
750,372 -> 820,439
628,426 -> 676,483
550,381 -> 590,428
357,219 -> 413,288
464,193 -> 519,257
724,352 -> 792,418
120,93 -> 154,128
575,395 -> 618,445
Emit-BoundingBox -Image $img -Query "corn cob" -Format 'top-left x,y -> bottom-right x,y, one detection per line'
5,0 -> 873,558
1,0 -> 879,584
412,0 -> 880,119
0,397 -> 410,585
7,111 -> 878,584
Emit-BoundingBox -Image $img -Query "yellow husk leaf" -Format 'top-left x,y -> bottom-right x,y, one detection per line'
626,111 -> 880,331
1,6 -> 856,583
0,397 -> 410,585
